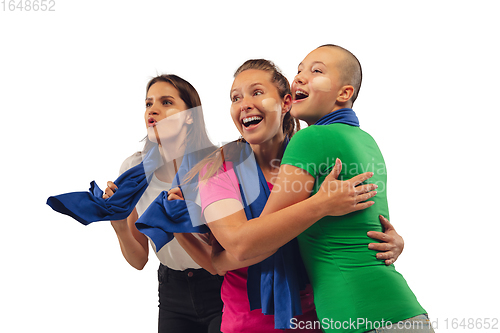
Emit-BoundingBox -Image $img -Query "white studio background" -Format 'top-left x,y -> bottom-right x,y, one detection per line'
1,1 -> 498,332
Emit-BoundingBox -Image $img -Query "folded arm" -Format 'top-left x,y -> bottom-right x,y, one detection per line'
262,167 -> 405,265
205,159 -> 376,261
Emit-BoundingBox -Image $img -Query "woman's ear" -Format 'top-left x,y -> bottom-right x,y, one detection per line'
185,111 -> 194,125
282,94 -> 293,114
337,85 -> 354,104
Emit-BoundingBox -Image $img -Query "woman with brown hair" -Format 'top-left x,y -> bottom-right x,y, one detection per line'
50,74 -> 224,333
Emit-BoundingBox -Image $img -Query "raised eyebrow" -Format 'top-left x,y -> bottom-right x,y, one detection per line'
145,95 -> 175,101
230,88 -> 238,99
297,61 -> 326,69
230,84 -> 263,95
311,61 -> 327,67
230,83 -> 265,98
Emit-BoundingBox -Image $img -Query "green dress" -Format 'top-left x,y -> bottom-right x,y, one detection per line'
282,123 -> 426,333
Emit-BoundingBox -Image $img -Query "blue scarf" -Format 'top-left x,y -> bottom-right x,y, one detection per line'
314,108 -> 360,127
233,143 -> 308,330
46,145 -> 213,226
47,146 -> 163,225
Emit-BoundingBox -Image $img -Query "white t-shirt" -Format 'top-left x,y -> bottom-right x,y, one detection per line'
119,152 -> 201,271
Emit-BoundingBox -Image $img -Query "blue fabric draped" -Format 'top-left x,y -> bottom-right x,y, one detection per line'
314,107 -> 360,127
234,143 -> 308,330
135,149 -> 211,251
46,146 -> 163,225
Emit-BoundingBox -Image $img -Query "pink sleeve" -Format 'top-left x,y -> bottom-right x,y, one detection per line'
199,161 -> 242,213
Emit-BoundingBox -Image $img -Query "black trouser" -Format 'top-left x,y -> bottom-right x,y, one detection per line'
158,264 -> 224,333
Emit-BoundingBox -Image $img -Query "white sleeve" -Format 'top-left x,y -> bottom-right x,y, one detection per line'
118,152 -> 143,176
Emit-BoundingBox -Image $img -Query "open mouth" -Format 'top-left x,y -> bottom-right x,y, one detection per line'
242,116 -> 263,128
294,89 -> 309,101
147,117 -> 157,127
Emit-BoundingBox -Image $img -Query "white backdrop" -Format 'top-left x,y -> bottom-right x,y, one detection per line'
1,1 -> 499,332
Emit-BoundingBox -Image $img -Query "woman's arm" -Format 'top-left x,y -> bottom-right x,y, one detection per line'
164,186 -> 271,275
206,160 -> 377,261
110,208 -> 149,270
209,215 -> 278,275
262,167 -> 404,265
164,187 -> 219,275
261,166 -> 404,265
105,181 -> 149,270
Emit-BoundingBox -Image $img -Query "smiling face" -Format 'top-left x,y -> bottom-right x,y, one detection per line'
230,69 -> 290,145
291,47 -> 351,125
145,81 -> 192,144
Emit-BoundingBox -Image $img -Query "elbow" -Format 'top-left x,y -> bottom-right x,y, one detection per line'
206,266 -> 219,275
210,261 -> 227,276
216,269 -> 227,276
233,252 -> 247,262
215,229 -> 257,262
131,257 -> 148,270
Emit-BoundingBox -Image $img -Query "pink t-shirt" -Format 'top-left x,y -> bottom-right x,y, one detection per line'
200,162 -> 320,333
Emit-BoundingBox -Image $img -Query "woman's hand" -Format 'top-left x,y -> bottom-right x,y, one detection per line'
102,181 -> 118,199
167,187 -> 184,201
315,158 -> 378,217
104,181 -> 128,226
367,215 -> 404,265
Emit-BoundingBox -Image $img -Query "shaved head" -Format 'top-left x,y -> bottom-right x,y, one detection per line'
317,44 -> 362,105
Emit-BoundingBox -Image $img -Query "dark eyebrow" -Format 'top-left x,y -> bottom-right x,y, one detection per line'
230,82 -> 266,98
298,61 -> 326,68
145,95 -> 175,101
230,83 -> 264,94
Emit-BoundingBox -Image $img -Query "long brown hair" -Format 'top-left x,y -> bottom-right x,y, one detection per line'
186,59 -> 299,183
142,74 -> 215,154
